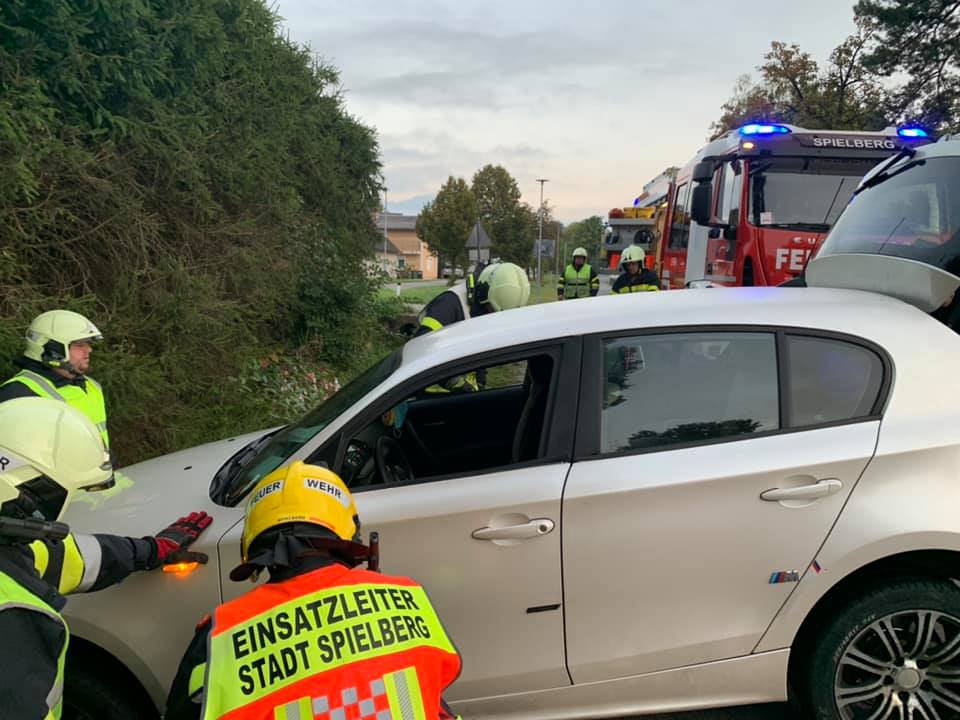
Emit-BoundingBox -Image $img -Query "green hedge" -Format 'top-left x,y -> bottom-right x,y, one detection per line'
0,0 -> 400,464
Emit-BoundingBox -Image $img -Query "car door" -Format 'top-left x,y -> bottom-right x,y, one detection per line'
562,328 -> 887,683
218,339 -> 580,701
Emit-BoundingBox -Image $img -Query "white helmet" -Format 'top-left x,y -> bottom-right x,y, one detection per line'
24,310 -> 102,372
0,398 -> 113,525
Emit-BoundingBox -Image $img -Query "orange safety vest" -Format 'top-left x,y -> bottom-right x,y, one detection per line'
201,564 -> 461,720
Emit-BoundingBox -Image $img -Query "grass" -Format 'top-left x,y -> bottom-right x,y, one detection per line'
530,274 -> 560,305
378,284 -> 447,305
378,273 -> 561,309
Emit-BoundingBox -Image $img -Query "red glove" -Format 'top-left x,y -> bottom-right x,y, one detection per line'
153,511 -> 213,567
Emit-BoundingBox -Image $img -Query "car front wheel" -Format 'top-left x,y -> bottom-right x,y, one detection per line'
803,578 -> 960,719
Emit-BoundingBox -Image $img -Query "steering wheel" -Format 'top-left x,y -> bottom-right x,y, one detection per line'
403,418 -> 440,468
375,435 -> 415,485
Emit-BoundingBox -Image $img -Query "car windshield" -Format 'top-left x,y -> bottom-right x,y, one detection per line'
211,349 -> 401,506
817,156 -> 960,276
750,157 -> 879,229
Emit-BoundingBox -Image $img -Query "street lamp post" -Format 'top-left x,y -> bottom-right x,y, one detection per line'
536,178 -> 549,285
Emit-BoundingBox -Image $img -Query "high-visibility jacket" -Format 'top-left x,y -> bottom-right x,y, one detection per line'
199,564 -> 461,720
0,570 -> 67,719
611,269 -> 661,294
1,369 -> 109,448
558,264 -> 599,299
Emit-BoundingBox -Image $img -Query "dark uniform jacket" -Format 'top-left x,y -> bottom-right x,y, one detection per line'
414,291 -> 468,337
0,533 -> 157,720
611,269 -> 660,293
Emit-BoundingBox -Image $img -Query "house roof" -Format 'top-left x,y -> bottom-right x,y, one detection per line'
375,213 -> 418,232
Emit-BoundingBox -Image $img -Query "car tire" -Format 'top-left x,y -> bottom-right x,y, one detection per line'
63,659 -> 149,720
800,578 -> 960,720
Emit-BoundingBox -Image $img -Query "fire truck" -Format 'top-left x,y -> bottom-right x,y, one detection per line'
601,171 -> 674,272
649,123 -> 933,288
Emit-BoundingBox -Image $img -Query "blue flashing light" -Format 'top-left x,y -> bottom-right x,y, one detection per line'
898,126 -> 929,139
739,123 -> 791,137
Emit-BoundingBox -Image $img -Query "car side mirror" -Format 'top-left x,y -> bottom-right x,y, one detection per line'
691,183 -> 712,225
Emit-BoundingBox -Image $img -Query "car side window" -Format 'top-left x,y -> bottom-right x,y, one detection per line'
786,335 -> 884,427
670,183 -> 691,249
341,353 -> 556,489
600,332 -> 779,454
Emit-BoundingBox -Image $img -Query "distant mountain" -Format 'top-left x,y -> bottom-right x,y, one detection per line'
387,193 -> 433,216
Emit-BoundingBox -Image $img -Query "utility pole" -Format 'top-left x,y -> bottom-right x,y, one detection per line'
383,187 -> 388,253
536,178 -> 549,285
555,222 -> 561,278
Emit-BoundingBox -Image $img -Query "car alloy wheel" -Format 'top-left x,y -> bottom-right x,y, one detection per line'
835,609 -> 960,719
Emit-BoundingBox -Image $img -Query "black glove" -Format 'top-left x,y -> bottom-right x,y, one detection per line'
149,511 -> 213,568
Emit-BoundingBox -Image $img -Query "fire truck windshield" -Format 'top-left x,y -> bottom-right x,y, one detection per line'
817,156 -> 960,278
749,157 -> 878,230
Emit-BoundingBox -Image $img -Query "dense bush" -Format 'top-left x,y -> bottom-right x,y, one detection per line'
0,0 -> 400,463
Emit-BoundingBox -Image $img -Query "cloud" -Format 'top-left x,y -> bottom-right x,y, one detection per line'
278,0 -> 859,222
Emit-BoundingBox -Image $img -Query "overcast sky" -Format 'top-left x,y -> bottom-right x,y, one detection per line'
276,0 -> 859,223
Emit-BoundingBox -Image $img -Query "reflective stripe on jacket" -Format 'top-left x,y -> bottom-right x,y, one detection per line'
1,370 -> 109,448
611,270 -> 660,294
417,286 -> 469,335
558,264 -> 599,299
200,564 -> 461,720
0,570 -> 67,719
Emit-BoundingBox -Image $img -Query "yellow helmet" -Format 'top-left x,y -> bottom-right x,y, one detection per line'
572,247 -> 588,259
239,461 -> 359,564
24,310 -> 102,370
0,398 -> 113,526
476,262 -> 531,311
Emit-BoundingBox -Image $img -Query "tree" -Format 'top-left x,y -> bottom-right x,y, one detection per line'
471,165 -> 536,266
0,0 -> 389,463
710,20 -> 890,138
856,0 -> 960,132
416,176 -> 477,276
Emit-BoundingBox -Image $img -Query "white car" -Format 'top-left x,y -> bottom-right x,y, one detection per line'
63,286 -> 960,720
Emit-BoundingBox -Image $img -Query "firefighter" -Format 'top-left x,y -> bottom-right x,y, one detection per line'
0,310 -> 112,451
611,246 -> 660,294
165,461 -> 461,720
557,247 -> 600,300
0,397 -> 212,720
414,262 -> 530,392
415,261 -> 530,337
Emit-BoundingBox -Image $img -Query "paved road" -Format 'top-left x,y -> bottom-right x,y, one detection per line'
392,278 -> 450,288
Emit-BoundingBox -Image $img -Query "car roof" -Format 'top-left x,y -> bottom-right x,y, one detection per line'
401,287 -> 925,372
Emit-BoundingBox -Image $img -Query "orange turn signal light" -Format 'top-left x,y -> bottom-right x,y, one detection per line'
163,561 -> 200,575
742,141 -> 756,150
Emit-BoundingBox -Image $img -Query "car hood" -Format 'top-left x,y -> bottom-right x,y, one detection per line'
63,428 -> 270,537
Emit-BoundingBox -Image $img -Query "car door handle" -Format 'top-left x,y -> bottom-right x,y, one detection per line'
472,519 -> 555,541
760,478 -> 843,502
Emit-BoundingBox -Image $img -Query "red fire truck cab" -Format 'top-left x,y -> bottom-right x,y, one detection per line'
654,123 -> 932,288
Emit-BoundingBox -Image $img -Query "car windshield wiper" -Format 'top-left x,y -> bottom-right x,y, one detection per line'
768,222 -> 831,232
209,429 -> 279,501
858,150 -> 921,192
